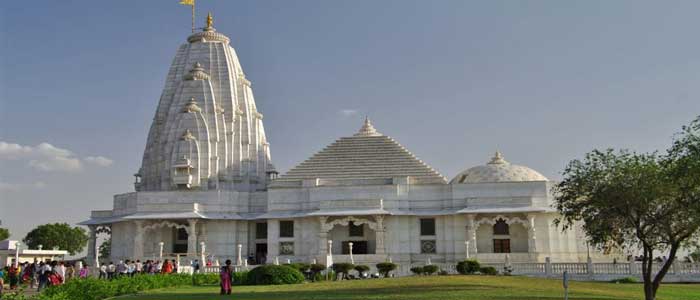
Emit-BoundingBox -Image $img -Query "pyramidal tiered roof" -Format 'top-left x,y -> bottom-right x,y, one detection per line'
274,118 -> 447,185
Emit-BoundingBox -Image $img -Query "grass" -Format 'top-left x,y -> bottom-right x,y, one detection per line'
117,275 -> 700,300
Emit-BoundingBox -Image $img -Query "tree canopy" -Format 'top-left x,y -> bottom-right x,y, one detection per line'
23,223 -> 88,255
0,227 -> 9,241
553,116 -> 700,300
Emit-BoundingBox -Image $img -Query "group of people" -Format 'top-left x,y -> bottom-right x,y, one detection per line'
98,259 -> 178,279
0,259 -> 90,296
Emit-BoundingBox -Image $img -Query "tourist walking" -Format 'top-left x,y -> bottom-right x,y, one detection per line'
79,264 -> 89,278
8,262 -> 20,290
37,261 -> 51,292
107,262 -> 115,279
99,263 -> 107,279
220,259 -> 233,295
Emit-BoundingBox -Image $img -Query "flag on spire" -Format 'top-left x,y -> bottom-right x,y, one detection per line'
179,0 -> 196,33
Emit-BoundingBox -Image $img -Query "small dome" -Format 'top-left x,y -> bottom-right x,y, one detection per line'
450,151 -> 548,184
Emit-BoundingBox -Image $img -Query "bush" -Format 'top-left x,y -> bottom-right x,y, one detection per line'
479,266 -> 498,275
331,263 -> 355,280
376,262 -> 397,278
285,263 -> 310,273
192,273 -> 219,285
611,277 -> 638,283
410,266 -> 424,275
232,271 -> 248,285
309,264 -> 326,281
38,274 -> 193,300
245,265 -> 305,285
422,265 -> 439,275
313,270 -> 335,282
438,270 -> 449,276
456,260 -> 481,275
354,265 -> 370,276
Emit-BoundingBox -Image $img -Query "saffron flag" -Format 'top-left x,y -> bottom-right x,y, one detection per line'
180,0 -> 194,6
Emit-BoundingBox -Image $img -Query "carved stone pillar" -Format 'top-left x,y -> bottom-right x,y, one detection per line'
374,215 -> 386,254
318,217 -> 329,256
87,225 -> 97,263
187,219 -> 198,256
466,215 -> 478,255
527,214 -> 537,253
133,220 -> 145,259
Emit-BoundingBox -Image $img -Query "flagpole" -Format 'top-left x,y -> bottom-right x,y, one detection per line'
191,0 -> 195,33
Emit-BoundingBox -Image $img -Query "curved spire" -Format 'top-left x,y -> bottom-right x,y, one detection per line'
488,151 -> 508,165
354,116 -> 382,137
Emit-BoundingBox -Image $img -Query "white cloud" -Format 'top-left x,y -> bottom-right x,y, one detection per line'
84,156 -> 114,167
0,181 -> 47,192
339,109 -> 358,117
0,141 -> 113,172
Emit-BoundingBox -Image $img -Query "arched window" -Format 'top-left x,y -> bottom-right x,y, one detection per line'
493,219 -> 509,235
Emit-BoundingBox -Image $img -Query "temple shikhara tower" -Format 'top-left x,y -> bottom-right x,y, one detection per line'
82,14 -> 617,272
138,13 -> 273,193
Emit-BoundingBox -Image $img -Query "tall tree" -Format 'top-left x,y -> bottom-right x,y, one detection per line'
0,227 -> 9,240
553,116 -> 700,300
23,223 -> 88,256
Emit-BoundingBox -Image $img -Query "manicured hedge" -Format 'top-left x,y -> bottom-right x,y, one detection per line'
376,262 -> 397,278
456,260 -> 481,275
244,265 -> 305,285
479,266 -> 498,275
37,274 -> 192,300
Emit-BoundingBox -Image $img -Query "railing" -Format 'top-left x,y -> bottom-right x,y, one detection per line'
551,263 -> 587,274
401,260 -> 700,281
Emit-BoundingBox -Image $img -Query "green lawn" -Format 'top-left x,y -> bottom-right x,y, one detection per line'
117,276 -> 700,300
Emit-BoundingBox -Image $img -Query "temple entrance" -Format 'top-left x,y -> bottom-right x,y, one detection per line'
255,243 -> 267,264
341,241 -> 368,254
173,228 -> 188,254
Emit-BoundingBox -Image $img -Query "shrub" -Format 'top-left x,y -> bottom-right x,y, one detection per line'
313,270 -> 335,282
456,260 -> 481,275
285,263 -> 310,273
438,270 -> 449,276
376,262 -> 397,278
354,265 -> 370,275
479,266 -> 498,275
410,266 -> 424,275
611,277 -> 638,283
309,264 -> 326,281
331,263 -> 355,280
38,274 -> 193,300
232,271 -> 248,285
245,265 -> 305,285
422,265 -> 439,275
192,273 -> 219,285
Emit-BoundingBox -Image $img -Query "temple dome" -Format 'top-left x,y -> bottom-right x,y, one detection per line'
450,151 -> 547,184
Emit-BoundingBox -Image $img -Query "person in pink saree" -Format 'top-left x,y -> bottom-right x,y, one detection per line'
220,259 -> 233,295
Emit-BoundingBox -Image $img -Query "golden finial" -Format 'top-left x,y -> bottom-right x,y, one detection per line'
206,12 -> 213,28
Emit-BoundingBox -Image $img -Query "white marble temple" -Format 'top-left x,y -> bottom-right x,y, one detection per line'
81,16 -> 619,267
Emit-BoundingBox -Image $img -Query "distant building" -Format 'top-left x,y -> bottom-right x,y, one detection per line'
82,14 -> 614,266
0,240 -> 68,267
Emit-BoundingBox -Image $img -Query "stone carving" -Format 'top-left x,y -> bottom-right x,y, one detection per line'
279,242 -> 294,255
421,240 -> 436,254
320,216 -> 380,232
474,215 -> 530,228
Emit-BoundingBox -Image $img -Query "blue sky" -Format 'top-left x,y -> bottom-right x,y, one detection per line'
1,0 -> 699,241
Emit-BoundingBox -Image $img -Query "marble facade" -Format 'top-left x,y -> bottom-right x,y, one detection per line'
81,15 -> 609,267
